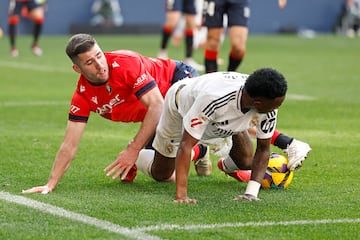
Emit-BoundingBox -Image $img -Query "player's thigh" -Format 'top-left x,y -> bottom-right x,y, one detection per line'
206,27 -> 224,50
29,6 -> 45,19
229,131 -> 253,168
228,26 -> 248,51
151,152 -> 175,181
165,11 -> 182,28
184,14 -> 196,29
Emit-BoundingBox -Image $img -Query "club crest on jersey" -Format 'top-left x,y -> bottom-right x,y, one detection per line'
165,143 -> 174,154
250,116 -> 259,127
106,84 -> 112,93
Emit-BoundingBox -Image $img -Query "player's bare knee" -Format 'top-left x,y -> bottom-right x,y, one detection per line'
151,167 -> 174,182
229,153 -> 252,170
151,153 -> 175,182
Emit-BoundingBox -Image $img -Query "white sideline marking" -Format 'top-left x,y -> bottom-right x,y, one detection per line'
0,191 -> 160,240
2,191 -> 359,237
0,61 -> 70,73
286,94 -> 316,101
134,218 -> 360,232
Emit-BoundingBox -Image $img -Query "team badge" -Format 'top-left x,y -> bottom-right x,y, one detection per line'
250,116 -> 259,127
166,143 -> 174,154
80,85 -> 85,92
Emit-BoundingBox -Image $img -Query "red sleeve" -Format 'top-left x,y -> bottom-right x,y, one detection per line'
68,90 -> 90,122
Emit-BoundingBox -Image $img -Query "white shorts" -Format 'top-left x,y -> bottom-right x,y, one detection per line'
152,81 -> 186,158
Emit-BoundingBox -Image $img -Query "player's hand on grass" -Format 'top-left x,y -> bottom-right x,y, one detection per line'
22,185 -> 51,195
233,194 -> 260,201
104,148 -> 139,180
173,197 -> 197,204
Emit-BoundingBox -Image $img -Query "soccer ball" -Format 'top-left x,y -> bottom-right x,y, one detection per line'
261,152 -> 294,189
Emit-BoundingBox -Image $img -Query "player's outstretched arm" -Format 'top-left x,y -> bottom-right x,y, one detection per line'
104,87 -> 164,180
22,121 -> 86,194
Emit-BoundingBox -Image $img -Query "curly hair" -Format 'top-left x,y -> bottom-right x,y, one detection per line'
65,33 -> 97,62
244,68 -> 288,99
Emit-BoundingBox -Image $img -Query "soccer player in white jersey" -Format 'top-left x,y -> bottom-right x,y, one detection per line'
134,68 -> 289,203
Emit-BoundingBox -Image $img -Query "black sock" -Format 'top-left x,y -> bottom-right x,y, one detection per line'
274,134 -> 294,150
198,144 -> 208,159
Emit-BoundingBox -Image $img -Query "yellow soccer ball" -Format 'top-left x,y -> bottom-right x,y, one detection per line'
261,152 -> 294,189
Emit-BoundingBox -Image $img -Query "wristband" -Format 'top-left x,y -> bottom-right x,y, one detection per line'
244,180 -> 260,198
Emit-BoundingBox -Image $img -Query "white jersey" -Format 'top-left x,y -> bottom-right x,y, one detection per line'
153,71 -> 278,157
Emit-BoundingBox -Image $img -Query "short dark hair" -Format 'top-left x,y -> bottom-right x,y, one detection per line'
244,68 -> 287,99
65,33 -> 97,61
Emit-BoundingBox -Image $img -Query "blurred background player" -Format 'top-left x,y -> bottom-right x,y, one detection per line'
158,0 -> 205,72
7,0 -> 47,57
203,0 -> 287,73
90,0 -> 124,27
343,0 -> 360,37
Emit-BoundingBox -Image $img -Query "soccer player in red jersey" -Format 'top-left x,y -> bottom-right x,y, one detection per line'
8,0 -> 47,57
22,33 -> 310,195
21,33 -> 209,194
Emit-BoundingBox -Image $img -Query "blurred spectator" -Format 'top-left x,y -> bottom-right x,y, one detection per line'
158,0 -> 205,72
336,0 -> 360,37
8,0 -> 47,57
90,0 -> 124,27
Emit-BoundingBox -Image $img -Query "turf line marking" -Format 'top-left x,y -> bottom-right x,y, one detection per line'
2,191 -> 359,237
0,61 -> 70,73
0,191 -> 161,240
134,218 -> 360,232
286,94 -> 316,101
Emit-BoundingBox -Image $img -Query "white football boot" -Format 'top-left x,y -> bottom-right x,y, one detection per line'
284,139 -> 312,170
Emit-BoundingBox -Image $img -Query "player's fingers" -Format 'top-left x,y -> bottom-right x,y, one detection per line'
173,198 -> 197,204
105,166 -> 119,177
120,167 -> 131,181
22,185 -> 49,194
233,194 -> 259,201
104,160 -> 119,172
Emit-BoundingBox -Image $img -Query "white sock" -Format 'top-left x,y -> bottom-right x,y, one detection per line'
221,155 -> 239,173
136,149 -> 155,178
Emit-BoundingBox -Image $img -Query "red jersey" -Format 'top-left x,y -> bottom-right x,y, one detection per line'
69,50 -> 177,123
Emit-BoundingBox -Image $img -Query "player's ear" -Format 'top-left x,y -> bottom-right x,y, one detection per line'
72,64 -> 81,74
253,98 -> 262,109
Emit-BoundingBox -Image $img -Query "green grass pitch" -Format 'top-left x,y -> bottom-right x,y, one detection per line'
0,34 -> 359,239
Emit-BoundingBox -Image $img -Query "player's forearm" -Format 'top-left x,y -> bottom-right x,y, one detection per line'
250,150 -> 270,183
46,144 -> 77,190
129,104 -> 163,151
175,148 -> 192,200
